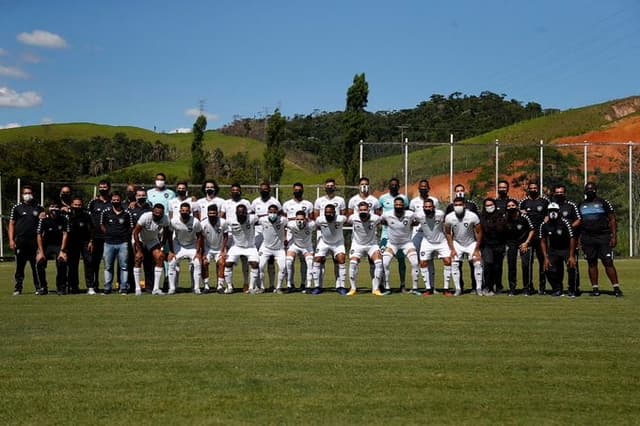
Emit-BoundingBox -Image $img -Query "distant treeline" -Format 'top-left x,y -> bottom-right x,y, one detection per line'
221,91 -> 559,170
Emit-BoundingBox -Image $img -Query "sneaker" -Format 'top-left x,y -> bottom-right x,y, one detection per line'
273,288 -> 284,294
508,289 -> 516,296
224,287 -> 234,294
255,288 -> 265,294
336,287 -> 348,296
590,287 -> 601,297
167,289 -> 176,295
551,290 -> 563,297
12,290 -> 21,296
119,291 -> 128,296
311,288 -> 323,295
102,290 -> 111,295
347,288 -> 357,296
538,289 -> 546,296
372,289 -> 384,296
410,289 -> 422,296
36,289 -> 49,296
454,290 -> 462,297
568,291 -> 576,298
613,287 -> 623,297
87,288 -> 96,295
401,287 -> 410,294
287,286 -> 296,294
152,289 -> 165,296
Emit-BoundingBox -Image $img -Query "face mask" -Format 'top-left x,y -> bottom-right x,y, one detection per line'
585,190 -> 596,200
260,190 -> 270,199
359,212 -> 369,221
296,220 -> 305,229
72,207 -> 83,215
237,214 -> 247,223
498,190 -> 508,197
507,207 -> 518,215
549,211 -> 559,220
423,209 -> 434,217
268,213 -> 278,222
22,194 -> 34,203
152,214 -> 163,223
389,185 -> 399,195
231,192 -> 241,201
394,207 -> 404,215
325,214 -> 335,222
155,180 -> 165,189
111,202 -> 122,210
208,215 -> 218,224
126,191 -> 136,202
60,193 -> 72,203
49,209 -> 59,217
553,194 -> 565,204
419,189 -> 429,197
454,206 -> 464,215
137,197 -> 147,205
206,189 -> 216,197
99,189 -> 109,197
177,190 -> 187,198
180,213 -> 190,221
293,191 -> 303,199
529,190 -> 538,198
360,184 -> 369,193
485,205 -> 496,214
325,187 -> 336,195
455,191 -> 465,199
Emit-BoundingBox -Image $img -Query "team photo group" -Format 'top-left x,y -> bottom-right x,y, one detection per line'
8,172 -> 623,298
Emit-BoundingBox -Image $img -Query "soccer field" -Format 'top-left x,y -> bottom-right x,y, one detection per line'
0,259 -> 638,425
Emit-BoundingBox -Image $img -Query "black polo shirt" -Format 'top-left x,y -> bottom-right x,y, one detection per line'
504,214 -> 534,245
10,202 -> 44,243
88,198 -> 111,239
519,196 -> 549,232
539,218 -> 574,251
100,208 -> 133,245
38,215 -> 69,247
68,210 -> 94,244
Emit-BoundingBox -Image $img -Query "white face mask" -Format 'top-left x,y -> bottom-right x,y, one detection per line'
23,194 -> 34,203
155,180 -> 165,189
360,184 -> 369,194
454,205 -> 465,215
549,212 -> 559,220
485,205 -> 495,214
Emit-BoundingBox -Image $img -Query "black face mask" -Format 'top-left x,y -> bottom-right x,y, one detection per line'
498,190 -> 508,197
507,207 -> 518,216
394,207 -> 404,215
126,191 -> 136,202
72,207 -> 83,215
60,194 -> 72,204
99,189 -> 109,197
585,190 -> 596,200
423,209 -> 434,217
180,213 -> 190,221
111,202 -> 122,210
325,187 -> 335,195
206,189 -> 215,196
231,193 -> 241,201
389,185 -> 400,195
260,190 -> 270,199
49,209 -> 59,218
237,214 -> 247,223
177,190 -> 187,198
419,189 -> 429,197
553,195 -> 566,204
529,190 -> 539,198
325,214 -> 335,222
152,215 -> 163,222
208,215 -> 218,224
359,212 -> 369,221
293,191 -> 303,199
137,197 -> 147,205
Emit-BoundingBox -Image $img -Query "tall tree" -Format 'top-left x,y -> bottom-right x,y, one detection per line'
342,73 -> 368,185
191,115 -> 207,183
264,108 -> 286,183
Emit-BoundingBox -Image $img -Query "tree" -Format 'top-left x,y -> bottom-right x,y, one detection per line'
191,115 -> 207,183
343,73 -> 369,185
264,108 -> 286,183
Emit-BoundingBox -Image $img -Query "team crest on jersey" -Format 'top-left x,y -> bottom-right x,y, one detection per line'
32,211 -> 38,216
562,211 -> 569,217
164,193 -> 169,198
188,226 -> 193,232
402,220 -> 408,226
118,218 -> 125,224
516,224 -> 522,230
556,229 -> 563,235
537,205 -> 543,212
464,223 -> 469,228
57,225 -> 62,231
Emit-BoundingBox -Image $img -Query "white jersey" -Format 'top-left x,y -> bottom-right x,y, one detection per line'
197,196 -> 225,217
227,215 -> 259,249
251,196 -> 282,218
258,216 -> 286,251
222,198 -> 252,222
414,210 -> 447,244
445,210 -> 480,246
171,216 -> 202,248
286,221 -> 316,247
315,215 -> 346,245
382,210 -> 415,245
169,197 -> 200,219
314,195 -> 346,215
348,213 -> 381,246
409,195 -> 440,211
348,194 -> 380,213
282,198 -> 314,219
136,211 -> 169,244
201,217 -> 228,251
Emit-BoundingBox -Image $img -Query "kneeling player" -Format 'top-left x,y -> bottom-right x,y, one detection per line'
201,204 -> 229,293
169,203 -> 203,294
133,204 -> 171,295
415,199 -> 452,296
347,202 -> 383,295
313,204 -> 347,295
285,211 -> 316,293
224,205 -> 260,293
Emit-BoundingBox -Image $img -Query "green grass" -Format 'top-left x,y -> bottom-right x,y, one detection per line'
1,259 -> 638,424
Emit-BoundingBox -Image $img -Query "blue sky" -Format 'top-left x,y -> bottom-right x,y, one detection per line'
1,0 -> 639,132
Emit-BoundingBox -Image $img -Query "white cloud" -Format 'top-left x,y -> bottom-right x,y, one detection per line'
21,52 -> 41,64
0,48 -> 7,56
171,127 -> 192,134
17,30 -> 67,49
0,122 -> 21,129
0,86 -> 43,108
0,65 -> 29,79
41,117 -> 54,124
184,108 -> 219,122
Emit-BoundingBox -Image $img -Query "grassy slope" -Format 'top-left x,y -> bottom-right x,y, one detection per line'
0,259 -> 638,425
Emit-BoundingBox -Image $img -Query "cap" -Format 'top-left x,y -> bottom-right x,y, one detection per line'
548,202 -> 560,211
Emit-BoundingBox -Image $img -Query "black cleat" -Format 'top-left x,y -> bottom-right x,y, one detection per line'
551,290 -> 563,297
613,287 -> 623,297
508,289 -> 516,296
590,287 -> 601,297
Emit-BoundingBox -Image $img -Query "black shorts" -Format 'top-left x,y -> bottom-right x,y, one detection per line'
581,235 -> 613,263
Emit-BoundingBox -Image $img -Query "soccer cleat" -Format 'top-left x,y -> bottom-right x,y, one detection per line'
538,289 -> 546,296
217,287 -> 225,294
311,288 -> 323,295
243,284 -> 249,294
475,290 -> 483,296
336,287 -> 348,296
87,288 -> 96,295
152,289 -> 165,296
551,290 -> 563,297
590,287 -> 601,297
193,288 -> 201,295
13,290 -> 21,296
135,289 -> 142,296
410,289 -> 422,296
422,290 -> 433,298
287,286 -> 296,294
255,288 -> 265,294
273,288 -> 284,294
400,286 -> 410,294
347,288 -> 357,296
119,291 -> 128,296
167,289 -> 176,295
224,287 -> 234,294
372,289 -> 384,296
508,289 -> 516,296
482,289 -> 494,296
613,287 -> 623,297
454,290 -> 462,297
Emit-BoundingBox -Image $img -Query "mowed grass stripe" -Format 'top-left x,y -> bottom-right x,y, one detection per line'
0,260 -> 638,425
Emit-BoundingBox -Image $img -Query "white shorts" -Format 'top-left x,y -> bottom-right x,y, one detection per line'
287,243 -> 314,257
227,246 -> 259,263
385,241 -> 416,256
174,245 -> 198,262
316,240 -> 346,258
349,243 -> 381,260
453,241 -> 480,262
205,249 -> 223,263
259,246 -> 287,260
420,240 -> 451,260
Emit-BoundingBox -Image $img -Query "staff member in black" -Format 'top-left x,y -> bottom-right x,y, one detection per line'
494,180 -> 518,216
66,196 -> 95,294
519,180 -> 549,295
578,182 -> 623,297
36,204 -> 70,295
88,179 -> 111,292
480,198 -> 507,295
540,203 -> 577,297
8,185 -> 45,295
100,192 -> 134,295
551,183 -> 582,294
504,199 -> 535,296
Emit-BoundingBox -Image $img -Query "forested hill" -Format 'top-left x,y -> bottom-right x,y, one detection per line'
220,91 -> 559,169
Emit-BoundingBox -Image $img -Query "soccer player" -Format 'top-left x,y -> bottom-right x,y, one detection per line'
197,179 -> 224,217
100,192 -> 134,295
578,182 -> 623,297
285,211 -> 316,293
504,200 -> 535,296
87,180 -> 111,293
171,181 -> 200,220
282,182 -> 314,290
313,179 -> 347,288
201,204 -> 229,293
379,178 -> 410,292
66,196 -> 95,294
168,202 -> 203,294
313,204 -> 348,295
347,177 -> 380,215
127,188 -> 152,292
258,204 -> 287,293
224,205 -> 260,293
380,196 -> 420,295
414,198 -> 452,296
222,183 -> 252,292
445,183 -> 479,293
147,173 -> 176,213
133,204 -> 171,295
36,204 -> 69,295
9,185 -> 45,295
540,202 -> 577,297
445,197 -> 483,296
409,179 -> 440,291
251,182 -> 282,289
519,181 -> 549,294
347,201 -> 383,296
